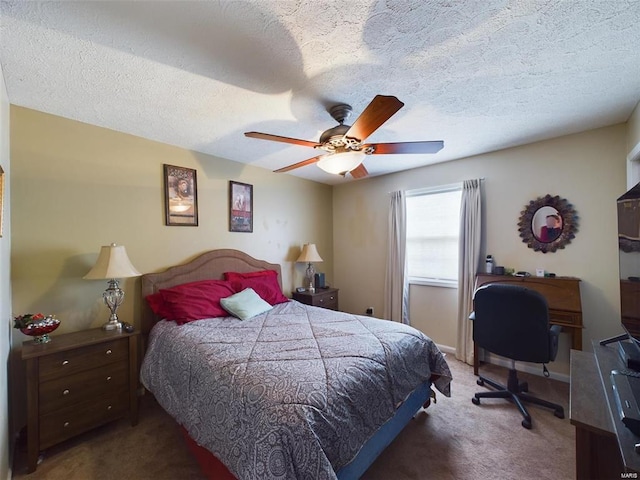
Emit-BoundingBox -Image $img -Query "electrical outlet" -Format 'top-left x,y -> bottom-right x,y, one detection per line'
366,307 -> 374,316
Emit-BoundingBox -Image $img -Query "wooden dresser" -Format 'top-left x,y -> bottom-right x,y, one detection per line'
22,328 -> 140,472
474,274 -> 583,375
292,287 -> 339,310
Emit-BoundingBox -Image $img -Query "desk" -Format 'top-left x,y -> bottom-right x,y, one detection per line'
569,342 -> 640,478
474,274 -> 583,375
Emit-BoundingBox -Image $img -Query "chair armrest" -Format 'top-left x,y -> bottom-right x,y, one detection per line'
549,324 -> 562,360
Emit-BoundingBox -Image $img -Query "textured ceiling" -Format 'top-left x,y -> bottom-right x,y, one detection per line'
1,1 -> 639,185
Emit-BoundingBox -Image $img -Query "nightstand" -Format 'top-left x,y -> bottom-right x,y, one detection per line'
293,287 -> 339,311
22,327 -> 140,473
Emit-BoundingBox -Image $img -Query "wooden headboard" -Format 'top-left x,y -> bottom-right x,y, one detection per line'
140,249 -> 282,337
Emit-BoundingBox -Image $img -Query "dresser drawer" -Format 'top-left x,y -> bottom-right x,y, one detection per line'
39,362 -> 129,415
39,392 -> 129,449
39,339 -> 128,382
315,292 -> 338,310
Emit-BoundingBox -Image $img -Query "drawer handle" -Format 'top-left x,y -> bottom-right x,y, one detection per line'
62,389 -> 70,396
107,405 -> 112,411
106,349 -> 112,355
106,376 -> 112,381
330,296 -> 334,300
62,360 -> 69,366
63,422 -> 70,428
319,299 -> 324,303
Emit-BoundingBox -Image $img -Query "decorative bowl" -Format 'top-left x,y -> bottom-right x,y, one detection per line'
20,316 -> 60,344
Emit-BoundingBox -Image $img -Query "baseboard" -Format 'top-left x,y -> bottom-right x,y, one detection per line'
436,344 -> 456,356
431,344 -> 569,383
482,352 -> 570,383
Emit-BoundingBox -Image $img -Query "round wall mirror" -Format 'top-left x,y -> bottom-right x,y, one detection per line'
518,195 -> 578,253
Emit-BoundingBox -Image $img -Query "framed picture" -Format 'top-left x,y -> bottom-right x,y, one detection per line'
164,164 -> 198,226
229,181 -> 253,232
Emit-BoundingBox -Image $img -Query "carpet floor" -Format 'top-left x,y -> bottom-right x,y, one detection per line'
12,357 -> 574,480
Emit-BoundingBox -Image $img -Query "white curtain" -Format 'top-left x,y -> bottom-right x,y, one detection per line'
384,191 -> 409,324
456,179 -> 482,364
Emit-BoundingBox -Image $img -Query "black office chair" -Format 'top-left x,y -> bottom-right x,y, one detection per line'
470,284 -> 565,429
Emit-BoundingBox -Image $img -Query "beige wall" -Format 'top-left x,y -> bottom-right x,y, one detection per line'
0,63 -> 12,479
10,106 -> 333,429
334,124 -> 627,376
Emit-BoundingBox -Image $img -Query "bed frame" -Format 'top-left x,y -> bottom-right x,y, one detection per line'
139,249 -> 432,480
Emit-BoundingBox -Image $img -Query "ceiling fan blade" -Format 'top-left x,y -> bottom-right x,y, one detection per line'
363,141 -> 444,155
350,163 -> 369,179
343,95 -> 404,142
245,131 -> 318,148
274,155 -> 325,173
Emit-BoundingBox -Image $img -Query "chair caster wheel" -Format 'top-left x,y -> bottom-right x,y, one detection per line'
476,378 -> 484,386
472,397 -> 480,405
521,419 -> 532,429
554,410 -> 565,419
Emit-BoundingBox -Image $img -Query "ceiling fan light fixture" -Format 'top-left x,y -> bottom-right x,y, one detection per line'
317,151 -> 365,175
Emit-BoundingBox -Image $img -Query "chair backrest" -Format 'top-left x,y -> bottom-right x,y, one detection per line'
472,284 -> 552,363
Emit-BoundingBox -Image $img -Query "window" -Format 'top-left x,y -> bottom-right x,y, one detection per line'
406,184 -> 462,287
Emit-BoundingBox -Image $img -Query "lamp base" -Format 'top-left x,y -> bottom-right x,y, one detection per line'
102,319 -> 122,331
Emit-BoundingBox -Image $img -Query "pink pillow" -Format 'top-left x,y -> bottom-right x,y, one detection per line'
224,270 -> 288,305
146,280 -> 236,324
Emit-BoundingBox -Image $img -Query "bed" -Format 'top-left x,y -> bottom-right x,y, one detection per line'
139,249 -> 451,480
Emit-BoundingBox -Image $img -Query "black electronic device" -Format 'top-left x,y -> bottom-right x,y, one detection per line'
611,370 -> 640,436
121,322 -> 135,333
619,341 -> 640,371
314,272 -> 325,289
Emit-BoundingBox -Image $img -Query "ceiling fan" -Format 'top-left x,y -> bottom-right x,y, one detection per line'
244,95 -> 444,179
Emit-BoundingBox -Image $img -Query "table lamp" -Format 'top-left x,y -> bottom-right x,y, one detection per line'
84,243 -> 141,330
296,243 -> 323,293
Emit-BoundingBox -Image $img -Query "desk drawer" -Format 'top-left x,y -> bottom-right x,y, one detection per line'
39,362 -> 128,414
550,310 -> 582,327
39,392 -> 128,449
39,339 -> 128,382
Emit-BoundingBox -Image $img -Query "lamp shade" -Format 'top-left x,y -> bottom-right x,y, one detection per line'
83,243 -> 141,280
296,244 -> 323,263
317,151 -> 365,175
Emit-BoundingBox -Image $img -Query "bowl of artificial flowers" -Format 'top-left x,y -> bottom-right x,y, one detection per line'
14,313 -> 60,344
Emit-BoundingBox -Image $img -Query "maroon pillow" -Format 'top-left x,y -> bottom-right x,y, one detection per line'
146,280 -> 235,324
145,292 -> 173,320
224,270 -> 278,281
225,271 -> 288,306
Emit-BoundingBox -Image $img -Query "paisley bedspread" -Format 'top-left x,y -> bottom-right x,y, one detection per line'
140,300 -> 451,480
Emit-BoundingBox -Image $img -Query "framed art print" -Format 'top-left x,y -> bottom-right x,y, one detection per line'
229,181 -> 253,232
164,164 -> 198,226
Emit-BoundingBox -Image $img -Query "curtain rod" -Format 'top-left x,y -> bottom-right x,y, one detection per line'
390,178 -> 485,195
